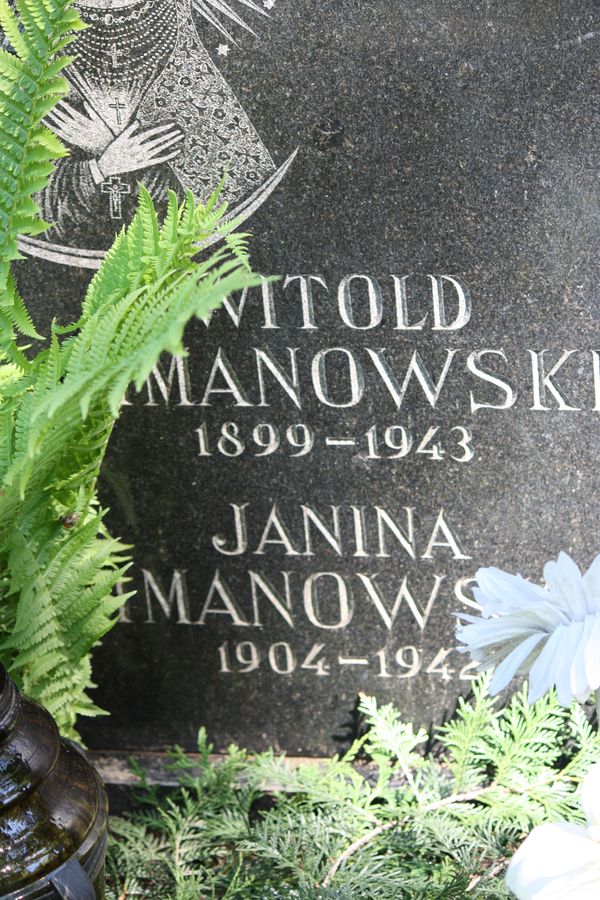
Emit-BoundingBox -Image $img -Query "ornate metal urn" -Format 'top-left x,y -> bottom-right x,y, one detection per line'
0,665 -> 108,899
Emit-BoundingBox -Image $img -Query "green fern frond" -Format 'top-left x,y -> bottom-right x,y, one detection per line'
0,0 -> 265,742
0,184 -> 257,736
0,0 -> 259,736
0,0 -> 83,360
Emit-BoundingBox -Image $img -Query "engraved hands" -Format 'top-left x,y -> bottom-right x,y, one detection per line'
97,121 -> 184,179
45,97 -> 185,179
46,100 -> 114,155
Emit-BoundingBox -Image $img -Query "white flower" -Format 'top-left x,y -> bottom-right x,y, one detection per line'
506,763 -> 600,898
456,551 -> 600,706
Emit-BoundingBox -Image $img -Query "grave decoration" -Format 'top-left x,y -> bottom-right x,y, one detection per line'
12,0 -> 600,756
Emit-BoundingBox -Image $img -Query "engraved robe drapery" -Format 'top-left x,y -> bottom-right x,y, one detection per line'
37,0 -> 275,253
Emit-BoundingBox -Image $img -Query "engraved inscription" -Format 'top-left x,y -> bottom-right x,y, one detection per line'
116,269 -> 598,696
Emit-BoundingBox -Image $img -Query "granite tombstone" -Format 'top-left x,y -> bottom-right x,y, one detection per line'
13,0 -> 600,756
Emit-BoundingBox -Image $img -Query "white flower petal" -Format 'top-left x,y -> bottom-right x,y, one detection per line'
581,763 -> 600,831
457,553 -> 600,705
544,552 -> 588,620
474,573 -> 566,629
472,586 -> 491,613
571,615 -> 595,703
489,633 -> 545,696
528,625 -> 568,704
506,604 -> 566,631
457,618 -> 538,650
583,613 -> 600,691
555,622 -> 583,706
506,822 -> 600,899
583,553 -> 600,613
476,567 -> 549,614
479,644 -> 527,670
456,616 -> 508,639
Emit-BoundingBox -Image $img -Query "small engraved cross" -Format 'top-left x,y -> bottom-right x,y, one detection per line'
101,176 -> 131,220
109,98 -> 126,125
108,43 -> 124,67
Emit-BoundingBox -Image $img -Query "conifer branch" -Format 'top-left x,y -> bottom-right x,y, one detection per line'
105,685 -> 600,899
323,765 -> 584,886
322,787 -> 501,885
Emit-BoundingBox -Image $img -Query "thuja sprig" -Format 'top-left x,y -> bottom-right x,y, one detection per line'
106,682 -> 599,900
456,551 -> 600,897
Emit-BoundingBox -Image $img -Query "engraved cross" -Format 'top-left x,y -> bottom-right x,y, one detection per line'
108,43 -> 124,67
109,98 -> 126,125
101,176 -> 131,220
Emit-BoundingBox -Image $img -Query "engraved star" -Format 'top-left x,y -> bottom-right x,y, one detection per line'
217,43 -> 231,56
263,0 -> 276,8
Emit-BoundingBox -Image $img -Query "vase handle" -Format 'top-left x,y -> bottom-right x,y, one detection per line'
49,858 -> 96,900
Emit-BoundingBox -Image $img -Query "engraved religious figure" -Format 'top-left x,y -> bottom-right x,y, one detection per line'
18,0 -> 294,268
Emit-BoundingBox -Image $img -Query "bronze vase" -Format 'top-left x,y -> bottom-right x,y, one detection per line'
0,665 -> 108,899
